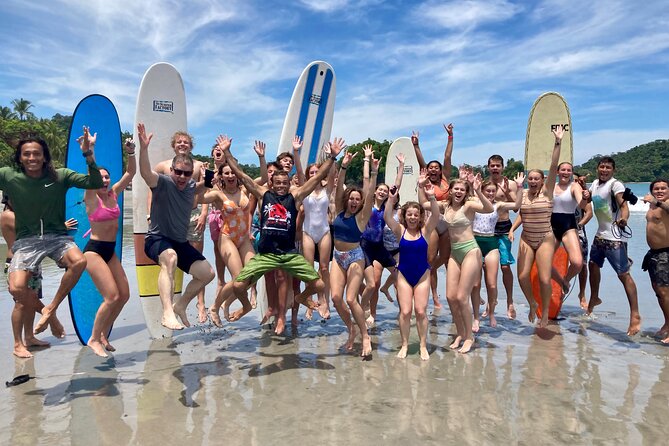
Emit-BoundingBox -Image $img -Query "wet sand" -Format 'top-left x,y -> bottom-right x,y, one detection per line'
1,204 -> 669,445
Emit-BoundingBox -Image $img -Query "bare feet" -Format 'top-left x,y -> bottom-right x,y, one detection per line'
433,296 -> 442,309
489,313 -> 497,328
458,338 -> 474,354
365,314 -> 375,329
250,288 -> 257,309
209,308 -> 223,328
587,296 -> 602,315
419,346 -> 430,361
397,345 -> 408,359
579,295 -> 588,310
655,324 -> 669,339
275,317 -> 286,335
537,314 -> 548,328
361,336 -> 372,357
295,293 -> 319,310
345,325 -> 357,351
260,308 -> 277,325
317,301 -> 330,319
13,344 -> 33,358
662,335 -> 669,344
34,307 -> 54,334
161,315 -> 184,330
229,307 -> 250,322
627,314 -> 641,336
87,339 -> 109,358
196,303 -> 208,324
25,336 -> 50,348
507,303 -> 516,320
472,319 -> 480,333
481,304 -> 489,318
222,299 -> 232,322
449,335 -> 462,350
172,301 -> 191,328
381,287 -> 394,303
49,317 -> 66,338
305,307 -> 313,321
102,340 -> 116,352
528,301 -> 538,324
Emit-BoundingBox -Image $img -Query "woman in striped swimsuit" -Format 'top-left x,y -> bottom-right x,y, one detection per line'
516,127 -> 564,328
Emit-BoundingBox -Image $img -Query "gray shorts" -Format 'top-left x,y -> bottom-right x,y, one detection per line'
8,234 -> 77,274
187,206 -> 205,243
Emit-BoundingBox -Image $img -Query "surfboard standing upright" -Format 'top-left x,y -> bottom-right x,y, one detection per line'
525,91 -> 573,319
254,61 -> 336,322
385,137 -> 420,204
66,94 -> 123,345
132,63 -> 187,338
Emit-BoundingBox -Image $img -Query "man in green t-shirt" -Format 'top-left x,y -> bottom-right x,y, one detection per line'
0,129 -> 103,358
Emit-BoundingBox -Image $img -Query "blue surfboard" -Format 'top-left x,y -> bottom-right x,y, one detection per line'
65,94 -> 123,346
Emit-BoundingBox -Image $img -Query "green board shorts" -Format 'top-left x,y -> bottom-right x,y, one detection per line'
236,253 -> 320,284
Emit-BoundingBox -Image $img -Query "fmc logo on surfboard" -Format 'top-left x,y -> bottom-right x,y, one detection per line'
551,124 -> 569,132
153,100 -> 174,113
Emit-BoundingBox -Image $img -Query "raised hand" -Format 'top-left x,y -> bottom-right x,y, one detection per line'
424,181 -> 435,198
396,152 -> 405,164
124,137 -> 136,154
78,126 -> 97,152
388,184 -> 399,202
552,125 -> 564,142
253,140 -> 266,158
216,135 -> 232,152
459,164 -> 470,181
371,153 -> 381,172
363,144 -> 373,159
411,130 -> 419,147
330,137 -> 346,158
444,123 -> 454,137
418,167 -> 428,187
292,135 -> 303,152
137,123 -> 153,149
342,150 -> 357,168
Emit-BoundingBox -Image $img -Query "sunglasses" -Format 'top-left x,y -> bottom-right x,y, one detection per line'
172,168 -> 193,177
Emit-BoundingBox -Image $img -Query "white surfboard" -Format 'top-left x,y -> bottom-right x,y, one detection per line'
524,92 -> 573,172
278,60 -> 336,167
386,137 -> 420,204
132,62 -> 187,339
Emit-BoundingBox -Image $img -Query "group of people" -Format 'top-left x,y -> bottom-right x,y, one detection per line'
2,122 -> 668,361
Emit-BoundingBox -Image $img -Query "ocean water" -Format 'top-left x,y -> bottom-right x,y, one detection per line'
0,183 -> 668,445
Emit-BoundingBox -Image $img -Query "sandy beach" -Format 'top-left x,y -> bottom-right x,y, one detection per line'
1,198 -> 669,445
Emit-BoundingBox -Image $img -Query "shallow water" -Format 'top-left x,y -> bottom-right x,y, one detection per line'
1,196 -> 668,445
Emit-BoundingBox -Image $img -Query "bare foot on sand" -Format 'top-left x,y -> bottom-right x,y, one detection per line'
209,308 -> 223,328
528,301 -> 538,324
472,319 -> 480,333
507,303 -> 516,320
275,317 -> 286,335
34,307 -> 54,334
627,314 -> 641,336
172,301 -> 191,328
655,324 -> 669,339
361,336 -> 372,358
229,307 -> 250,322
345,325 -> 357,351
49,317 -> 66,339
13,343 -> 33,358
459,338 -> 474,354
419,346 -> 430,361
482,304 -> 489,318
381,287 -> 394,303
489,313 -> 497,328
25,336 -> 50,348
433,296 -> 442,309
537,314 -> 548,328
662,335 -> 669,344
587,296 -> 602,315
196,303 -> 208,324
101,338 -> 116,352
161,315 -> 184,330
87,339 -> 109,358
449,336 -> 462,350
397,345 -> 408,359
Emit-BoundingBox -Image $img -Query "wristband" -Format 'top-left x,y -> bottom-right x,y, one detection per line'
82,149 -> 93,158
127,152 -> 136,156
448,135 -> 453,141
341,166 -> 347,170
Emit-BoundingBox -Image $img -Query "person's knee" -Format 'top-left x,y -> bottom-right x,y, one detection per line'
517,270 -> 531,283
196,264 -> 215,284
399,308 -> 412,320
160,251 -> 178,270
331,293 -> 343,305
571,257 -> 583,272
69,255 -> 87,274
232,280 -> 248,297
318,264 -> 329,277
414,307 -> 427,320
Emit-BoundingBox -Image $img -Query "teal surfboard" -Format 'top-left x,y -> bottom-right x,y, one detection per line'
66,94 -> 123,346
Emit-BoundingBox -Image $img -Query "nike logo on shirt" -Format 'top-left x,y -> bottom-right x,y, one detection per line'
44,182 -> 55,188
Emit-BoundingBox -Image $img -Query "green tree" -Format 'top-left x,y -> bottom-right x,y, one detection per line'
11,98 -> 35,121
339,138 -> 391,185
39,119 -> 66,165
503,158 -> 525,177
0,106 -> 17,120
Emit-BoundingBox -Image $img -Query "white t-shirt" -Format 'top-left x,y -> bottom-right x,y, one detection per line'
589,178 -> 625,241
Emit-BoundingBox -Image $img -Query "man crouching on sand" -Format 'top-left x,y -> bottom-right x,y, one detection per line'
209,134 -> 343,335
642,179 -> 669,343
138,123 -> 215,330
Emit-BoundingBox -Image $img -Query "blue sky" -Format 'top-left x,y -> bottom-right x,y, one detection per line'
1,0 -> 668,167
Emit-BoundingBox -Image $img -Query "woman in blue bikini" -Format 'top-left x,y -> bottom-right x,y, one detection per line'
384,181 -> 440,360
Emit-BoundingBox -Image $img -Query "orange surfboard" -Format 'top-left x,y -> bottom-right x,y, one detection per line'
531,245 -> 569,319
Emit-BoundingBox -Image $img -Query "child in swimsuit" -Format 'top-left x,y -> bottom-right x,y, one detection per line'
471,175 -> 524,330
441,171 -> 494,354
82,136 -> 135,357
384,182 -> 440,360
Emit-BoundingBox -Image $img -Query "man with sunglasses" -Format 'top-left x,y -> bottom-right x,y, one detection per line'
138,123 -> 215,330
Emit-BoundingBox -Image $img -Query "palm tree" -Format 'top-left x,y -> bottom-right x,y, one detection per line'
0,106 -> 17,120
11,98 -> 35,121
39,119 -> 66,163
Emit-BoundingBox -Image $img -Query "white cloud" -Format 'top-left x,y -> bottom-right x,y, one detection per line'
298,0 -> 349,13
416,0 -> 522,30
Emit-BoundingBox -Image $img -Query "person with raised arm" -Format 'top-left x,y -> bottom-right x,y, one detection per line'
82,136 -> 136,357
330,146 -> 379,357
642,179 -> 669,343
384,177 -> 440,360
515,127 -> 563,329
583,156 -> 641,336
212,135 -> 343,335
412,124 -> 454,309
138,123 -> 215,330
0,128 -> 103,357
